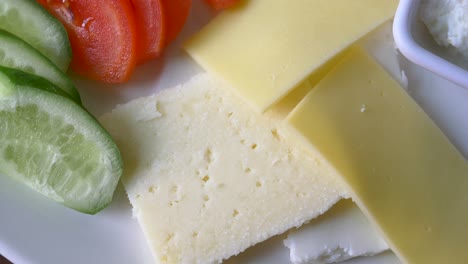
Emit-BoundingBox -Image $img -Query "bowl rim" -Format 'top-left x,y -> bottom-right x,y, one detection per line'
393,0 -> 468,89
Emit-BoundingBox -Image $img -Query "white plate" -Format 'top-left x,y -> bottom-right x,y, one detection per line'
1,3 -> 468,264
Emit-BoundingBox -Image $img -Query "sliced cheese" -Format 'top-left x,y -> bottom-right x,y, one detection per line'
268,21 -> 405,119
284,200 -> 389,264
356,22 -> 407,88
185,0 -> 398,111
287,48 -> 468,264
100,73 -> 348,264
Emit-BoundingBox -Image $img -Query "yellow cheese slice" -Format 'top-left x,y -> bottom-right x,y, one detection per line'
268,21 -> 405,119
185,0 -> 398,111
287,48 -> 468,264
267,52 -> 346,119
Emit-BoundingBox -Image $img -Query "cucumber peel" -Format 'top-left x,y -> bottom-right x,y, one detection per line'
0,65 -> 73,101
0,70 -> 122,214
0,29 -> 80,104
0,0 -> 72,71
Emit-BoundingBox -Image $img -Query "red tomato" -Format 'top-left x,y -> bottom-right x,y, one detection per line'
205,0 -> 239,10
37,0 -> 137,83
161,0 -> 192,44
130,0 -> 166,63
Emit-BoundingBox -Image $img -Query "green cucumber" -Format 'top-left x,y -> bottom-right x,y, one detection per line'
0,70 -> 122,214
0,0 -> 71,71
0,29 -> 80,103
0,65 -> 73,101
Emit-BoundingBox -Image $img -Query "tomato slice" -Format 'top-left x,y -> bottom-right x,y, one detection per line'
130,0 -> 166,63
130,0 -> 191,63
161,0 -> 192,44
205,0 -> 239,10
37,0 -> 137,83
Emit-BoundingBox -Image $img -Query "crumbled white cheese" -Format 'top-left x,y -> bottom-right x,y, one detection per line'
284,200 -> 389,264
360,104 -> 367,113
421,0 -> 468,58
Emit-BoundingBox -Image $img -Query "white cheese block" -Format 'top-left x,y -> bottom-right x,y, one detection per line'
284,200 -> 389,264
100,73 -> 348,264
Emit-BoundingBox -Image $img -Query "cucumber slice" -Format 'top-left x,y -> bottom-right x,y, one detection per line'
0,0 -> 71,71
0,65 -> 73,101
0,71 -> 122,214
0,29 -> 80,103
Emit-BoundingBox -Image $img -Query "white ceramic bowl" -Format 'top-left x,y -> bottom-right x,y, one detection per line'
393,0 -> 468,89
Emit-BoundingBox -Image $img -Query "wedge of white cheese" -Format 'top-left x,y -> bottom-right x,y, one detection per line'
100,73 -> 348,264
284,199 -> 389,264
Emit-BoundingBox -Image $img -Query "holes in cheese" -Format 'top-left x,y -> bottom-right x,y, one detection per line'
100,73 -> 348,264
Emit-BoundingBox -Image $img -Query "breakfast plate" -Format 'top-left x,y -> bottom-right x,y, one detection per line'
1,2 -> 467,264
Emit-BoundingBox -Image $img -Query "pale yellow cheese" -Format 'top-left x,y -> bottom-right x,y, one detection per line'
100,74 -> 348,264
268,21 -> 405,119
287,48 -> 468,264
184,0 -> 398,111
